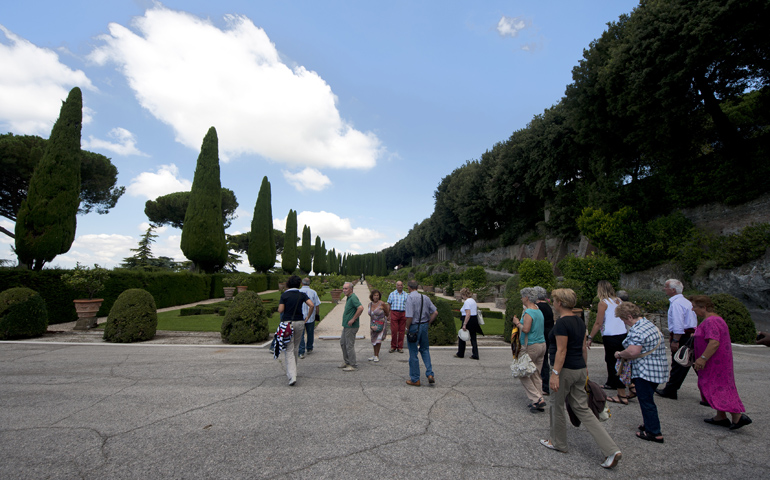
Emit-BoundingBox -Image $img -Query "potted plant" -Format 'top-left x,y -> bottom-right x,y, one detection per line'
222,275 -> 239,300
61,263 -> 110,330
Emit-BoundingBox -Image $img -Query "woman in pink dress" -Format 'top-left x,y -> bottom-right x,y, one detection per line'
690,295 -> 752,430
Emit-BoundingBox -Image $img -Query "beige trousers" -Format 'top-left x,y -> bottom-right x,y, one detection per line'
519,342 -> 546,403
284,321 -> 305,382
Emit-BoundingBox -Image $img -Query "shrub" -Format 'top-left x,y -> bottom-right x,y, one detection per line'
221,291 -> 269,344
627,289 -> 669,314
180,308 -> 202,316
554,278 -> 588,307
503,288 -> 524,344
498,258 -> 520,273
557,254 -> 620,305
462,266 -> 487,290
0,287 -> 48,340
518,259 -> 555,290
710,293 -> 756,344
504,274 -> 520,295
429,297 -> 457,346
103,289 -> 158,343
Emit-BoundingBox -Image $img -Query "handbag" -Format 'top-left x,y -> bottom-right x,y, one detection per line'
510,332 -> 537,378
615,325 -> 664,384
673,335 -> 695,367
407,295 -> 424,343
476,309 -> 485,325
458,328 -> 470,342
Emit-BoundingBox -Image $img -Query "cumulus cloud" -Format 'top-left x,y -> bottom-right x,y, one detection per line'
0,25 -> 94,135
127,164 -> 192,200
497,16 -> 529,38
58,233 -> 136,266
88,6 -> 382,169
82,127 -> 148,157
282,167 -> 332,192
274,211 -> 385,245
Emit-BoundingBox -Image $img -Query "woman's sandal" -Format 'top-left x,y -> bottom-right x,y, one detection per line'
607,395 -> 629,405
636,430 -> 664,443
627,386 -> 637,399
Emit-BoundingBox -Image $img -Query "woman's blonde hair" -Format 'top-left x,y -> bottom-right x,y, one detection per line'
460,287 -> 472,298
596,280 -> 619,302
615,302 -> 641,320
551,288 -> 577,309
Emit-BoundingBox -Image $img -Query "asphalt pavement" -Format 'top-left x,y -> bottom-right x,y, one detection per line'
1,282 -> 768,479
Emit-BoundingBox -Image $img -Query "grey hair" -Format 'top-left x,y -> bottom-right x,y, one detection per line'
617,290 -> 629,301
665,279 -> 684,294
407,280 -> 418,290
519,287 -> 537,303
343,282 -> 353,289
302,277 -> 311,286
533,286 -> 548,300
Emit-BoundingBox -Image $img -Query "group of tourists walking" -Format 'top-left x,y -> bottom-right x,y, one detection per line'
274,274 -> 752,470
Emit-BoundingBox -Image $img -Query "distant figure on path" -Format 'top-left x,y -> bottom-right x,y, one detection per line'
298,277 -> 321,359
405,280 -> 438,386
656,279 -> 698,400
339,282 -> 363,372
455,288 -> 483,360
387,281 -> 408,353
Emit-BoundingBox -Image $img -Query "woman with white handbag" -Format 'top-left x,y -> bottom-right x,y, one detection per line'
455,288 -> 484,359
512,288 -> 546,413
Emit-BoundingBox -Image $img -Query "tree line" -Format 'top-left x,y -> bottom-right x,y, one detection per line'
384,0 -> 770,270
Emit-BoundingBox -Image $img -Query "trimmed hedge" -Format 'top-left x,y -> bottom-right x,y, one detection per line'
429,297 -> 457,346
711,293 -> 756,344
0,287 -> 48,340
103,288 -> 158,343
221,291 -> 269,344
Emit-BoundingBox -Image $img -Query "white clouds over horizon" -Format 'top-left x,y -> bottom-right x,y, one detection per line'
0,25 -> 95,136
127,164 -> 192,200
83,127 -> 148,157
273,210 -> 385,252
282,167 -> 332,192
88,6 -> 382,169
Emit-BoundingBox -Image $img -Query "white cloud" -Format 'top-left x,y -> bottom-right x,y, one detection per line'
127,164 -> 192,200
0,25 -> 94,135
282,167 -> 332,192
497,16 -> 529,38
57,233 -> 136,267
138,222 -> 168,234
89,6 -> 382,169
274,211 -> 385,245
82,127 -> 148,157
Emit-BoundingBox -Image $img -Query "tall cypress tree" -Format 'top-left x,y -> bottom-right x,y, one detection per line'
281,209 -> 298,273
299,225 -> 312,273
249,176 -> 275,272
180,127 -> 227,273
15,87 -> 83,270
312,236 -> 322,275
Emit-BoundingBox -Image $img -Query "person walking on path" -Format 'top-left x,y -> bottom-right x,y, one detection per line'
540,288 -> 621,469
298,277 -> 321,359
656,279 -> 698,400
277,275 -> 316,386
535,286 -> 554,396
455,288 -> 483,360
367,289 -> 390,363
387,281 -> 408,353
405,280 -> 438,386
339,282 -> 363,372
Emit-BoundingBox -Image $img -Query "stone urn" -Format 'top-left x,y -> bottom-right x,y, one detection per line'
435,287 -> 444,294
236,286 -> 248,294
73,299 -> 104,330
223,287 -> 236,300
330,289 -> 344,304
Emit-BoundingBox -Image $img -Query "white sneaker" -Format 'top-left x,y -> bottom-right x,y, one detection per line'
373,356 -> 379,362
299,353 -> 305,359
368,356 -> 376,361
288,378 -> 296,386
342,365 -> 358,372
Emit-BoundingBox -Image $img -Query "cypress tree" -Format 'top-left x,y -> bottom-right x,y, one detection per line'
312,236 -> 322,275
15,87 -> 83,270
180,127 -> 228,273
299,225 -> 312,273
281,209 -> 298,273
249,177 -> 275,273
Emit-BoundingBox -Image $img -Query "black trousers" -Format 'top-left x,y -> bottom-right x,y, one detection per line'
602,333 -> 628,389
661,329 -> 694,395
541,328 -> 551,392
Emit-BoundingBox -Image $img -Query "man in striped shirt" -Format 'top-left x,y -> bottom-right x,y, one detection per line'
387,281 -> 408,353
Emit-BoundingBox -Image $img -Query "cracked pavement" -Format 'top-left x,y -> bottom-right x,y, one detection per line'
1,337 -> 768,479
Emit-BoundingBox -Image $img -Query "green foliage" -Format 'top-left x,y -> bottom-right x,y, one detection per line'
0,287 -> 48,340
144,188 -> 238,230
180,127 -> 228,273
428,297 -> 457,345
15,87 -> 82,270
249,176 -> 276,273
504,274 -> 520,295
103,288 -> 158,343
557,254 -> 620,305
220,290 -> 269,344
299,225 -> 312,273
281,209 -> 298,273
462,266 -> 487,290
710,293 -> 756,344
517,259 -> 555,290
626,289 -> 669,314
503,287 -> 523,344
60,263 -> 110,299
675,223 -> 770,277
497,258 -> 521,273
553,278 -> 588,307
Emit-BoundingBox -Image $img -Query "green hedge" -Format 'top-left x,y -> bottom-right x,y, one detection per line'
711,293 -> 756,344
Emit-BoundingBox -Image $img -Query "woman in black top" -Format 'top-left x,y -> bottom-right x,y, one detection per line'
534,286 -> 554,395
277,275 -> 315,386
540,288 -> 621,469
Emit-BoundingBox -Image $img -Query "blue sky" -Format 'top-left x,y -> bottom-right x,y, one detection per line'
1,0 -> 639,270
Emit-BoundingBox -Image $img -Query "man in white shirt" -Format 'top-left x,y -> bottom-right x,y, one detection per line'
298,278 -> 321,359
656,279 -> 698,400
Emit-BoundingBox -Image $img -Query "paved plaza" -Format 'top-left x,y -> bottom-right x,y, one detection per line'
1,282 -> 768,479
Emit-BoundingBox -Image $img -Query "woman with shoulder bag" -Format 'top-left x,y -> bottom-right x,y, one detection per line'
512,287 -> 547,412
367,289 -> 390,363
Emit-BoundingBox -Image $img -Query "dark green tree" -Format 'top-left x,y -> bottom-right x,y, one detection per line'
15,87 -> 83,270
122,224 -> 158,269
281,209 -> 298,273
312,236 -> 322,275
180,127 -> 228,273
249,176 -> 275,273
0,133 -> 124,239
299,225 -> 312,273
145,188 -> 238,229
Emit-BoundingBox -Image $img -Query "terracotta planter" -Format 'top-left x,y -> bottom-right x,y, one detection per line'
423,285 -> 434,293
73,299 -> 104,330
236,286 -> 248,294
278,282 -> 287,292
223,287 -> 236,300
330,289 -> 343,304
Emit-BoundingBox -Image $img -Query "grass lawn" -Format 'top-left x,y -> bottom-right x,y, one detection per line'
453,315 -> 504,336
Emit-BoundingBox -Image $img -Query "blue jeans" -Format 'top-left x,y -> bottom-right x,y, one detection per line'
634,377 -> 661,435
299,321 -> 315,355
407,322 -> 433,382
